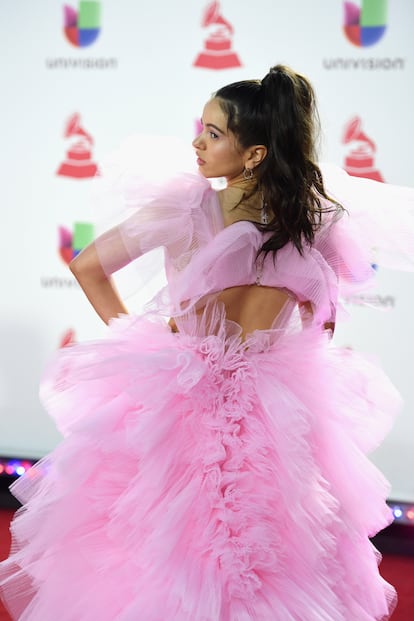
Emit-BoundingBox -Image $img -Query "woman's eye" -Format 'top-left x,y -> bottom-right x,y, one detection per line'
209,131 -> 219,139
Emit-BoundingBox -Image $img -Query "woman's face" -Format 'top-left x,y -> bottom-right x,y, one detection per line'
192,98 -> 247,183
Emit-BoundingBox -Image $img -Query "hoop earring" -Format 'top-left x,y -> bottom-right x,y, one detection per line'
242,167 -> 254,180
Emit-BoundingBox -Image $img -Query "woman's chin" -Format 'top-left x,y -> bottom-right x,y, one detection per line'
198,168 -> 210,178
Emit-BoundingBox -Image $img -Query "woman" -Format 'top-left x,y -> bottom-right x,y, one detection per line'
0,65 -> 402,620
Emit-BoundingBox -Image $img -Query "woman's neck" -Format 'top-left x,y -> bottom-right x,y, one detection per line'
218,179 -> 262,227
226,176 -> 258,191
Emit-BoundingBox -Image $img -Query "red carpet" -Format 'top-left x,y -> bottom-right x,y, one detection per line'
0,510 -> 13,621
0,509 -> 413,620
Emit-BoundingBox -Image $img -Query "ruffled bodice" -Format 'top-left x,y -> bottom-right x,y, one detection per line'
95,172 -> 375,330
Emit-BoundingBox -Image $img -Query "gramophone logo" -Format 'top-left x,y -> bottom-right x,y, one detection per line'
59,328 -> 77,348
343,1 -> 387,47
193,1 -> 242,70
342,117 -> 384,182
64,1 -> 101,48
59,222 -> 94,265
57,113 -> 98,179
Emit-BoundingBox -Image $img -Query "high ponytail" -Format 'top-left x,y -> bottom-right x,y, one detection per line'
215,65 -> 342,256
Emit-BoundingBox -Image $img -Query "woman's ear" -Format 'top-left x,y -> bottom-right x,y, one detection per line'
245,145 -> 267,169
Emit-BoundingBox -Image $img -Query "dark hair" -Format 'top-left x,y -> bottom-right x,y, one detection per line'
215,64 -> 342,255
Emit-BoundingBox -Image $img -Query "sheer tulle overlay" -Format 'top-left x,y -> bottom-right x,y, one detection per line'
2,165 -> 412,620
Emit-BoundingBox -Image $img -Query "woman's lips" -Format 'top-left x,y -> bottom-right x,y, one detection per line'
196,156 -> 205,165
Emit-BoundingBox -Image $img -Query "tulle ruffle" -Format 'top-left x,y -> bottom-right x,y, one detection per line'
91,163 -> 386,320
320,163 -> 414,272
0,311 -> 400,620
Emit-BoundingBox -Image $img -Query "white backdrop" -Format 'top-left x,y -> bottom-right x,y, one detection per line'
1,0 -> 413,500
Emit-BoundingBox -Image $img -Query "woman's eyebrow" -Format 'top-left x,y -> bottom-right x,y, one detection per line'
205,122 -> 226,134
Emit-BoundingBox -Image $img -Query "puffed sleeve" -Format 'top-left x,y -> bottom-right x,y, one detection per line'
314,211 -> 376,297
320,163 -> 414,273
94,172 -> 213,276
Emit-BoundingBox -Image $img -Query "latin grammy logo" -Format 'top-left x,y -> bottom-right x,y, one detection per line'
193,1 -> 242,70
343,116 -> 384,182
59,328 -> 76,348
57,113 -> 98,179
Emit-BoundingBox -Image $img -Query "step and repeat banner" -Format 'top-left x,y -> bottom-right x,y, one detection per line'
1,1 -> 413,500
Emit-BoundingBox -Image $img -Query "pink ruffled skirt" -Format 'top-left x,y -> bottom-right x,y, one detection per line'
0,314 -> 400,620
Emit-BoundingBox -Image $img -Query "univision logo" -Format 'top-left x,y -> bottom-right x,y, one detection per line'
59,222 -> 94,264
343,0 -> 387,47
64,1 -> 101,48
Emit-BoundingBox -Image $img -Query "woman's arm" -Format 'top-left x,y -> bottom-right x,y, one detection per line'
70,242 -> 128,325
69,173 -> 203,324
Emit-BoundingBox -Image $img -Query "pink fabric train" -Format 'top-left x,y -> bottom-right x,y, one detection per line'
0,170 -> 405,620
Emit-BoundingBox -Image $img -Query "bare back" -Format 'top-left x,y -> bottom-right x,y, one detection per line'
169,286 -> 293,339
217,285 -> 292,337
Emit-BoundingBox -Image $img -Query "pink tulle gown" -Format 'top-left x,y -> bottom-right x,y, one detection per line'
0,168 -> 407,620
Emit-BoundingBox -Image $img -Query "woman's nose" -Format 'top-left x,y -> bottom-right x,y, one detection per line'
192,133 -> 204,149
